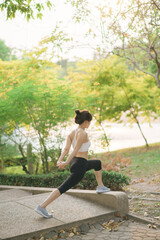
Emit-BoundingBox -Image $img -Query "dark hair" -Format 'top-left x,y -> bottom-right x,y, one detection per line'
75,109 -> 92,124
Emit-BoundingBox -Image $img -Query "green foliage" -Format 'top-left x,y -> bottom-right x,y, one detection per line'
2,80 -> 73,132
67,56 -> 159,148
39,25 -> 71,58
0,0 -> 90,22
65,0 -> 90,22
0,144 -> 19,160
0,58 -> 74,129
111,0 -> 160,87
0,57 -> 74,173
0,0 -> 53,21
0,170 -> 130,191
0,39 -> 11,61
2,156 -> 24,168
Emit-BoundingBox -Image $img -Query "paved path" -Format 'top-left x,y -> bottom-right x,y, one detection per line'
76,220 -> 160,240
27,217 -> 160,240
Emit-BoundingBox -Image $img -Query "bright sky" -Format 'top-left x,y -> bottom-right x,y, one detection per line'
0,0 -> 123,60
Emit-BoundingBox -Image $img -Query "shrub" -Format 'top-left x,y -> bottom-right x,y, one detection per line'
89,152 -> 132,172
0,170 -> 130,191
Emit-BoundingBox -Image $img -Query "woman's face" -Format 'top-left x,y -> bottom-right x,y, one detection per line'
85,120 -> 91,128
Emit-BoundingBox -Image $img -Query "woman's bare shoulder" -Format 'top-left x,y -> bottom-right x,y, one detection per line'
69,128 -> 87,140
77,129 -> 87,137
68,129 -> 76,140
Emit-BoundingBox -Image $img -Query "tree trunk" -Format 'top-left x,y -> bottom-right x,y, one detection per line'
0,136 -> 4,170
18,144 -> 30,174
156,68 -> 160,88
27,143 -> 34,174
122,86 -> 149,148
35,161 -> 39,175
40,136 -> 48,173
98,120 -> 110,151
134,117 -> 149,149
40,153 -> 45,173
0,151 -> 4,170
43,145 -> 48,173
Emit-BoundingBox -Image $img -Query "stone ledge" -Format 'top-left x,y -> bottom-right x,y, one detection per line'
66,189 -> 129,214
0,185 -> 129,214
0,185 -> 53,194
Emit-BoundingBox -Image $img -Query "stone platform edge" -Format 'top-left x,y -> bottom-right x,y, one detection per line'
2,211 -> 117,240
0,185 -> 129,214
66,189 -> 129,214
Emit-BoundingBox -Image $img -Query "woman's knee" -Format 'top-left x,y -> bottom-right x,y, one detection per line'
57,171 -> 85,194
95,160 -> 102,171
57,187 -> 63,195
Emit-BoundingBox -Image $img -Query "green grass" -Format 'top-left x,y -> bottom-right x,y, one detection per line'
94,142 -> 160,179
1,166 -> 25,175
119,143 -> 160,178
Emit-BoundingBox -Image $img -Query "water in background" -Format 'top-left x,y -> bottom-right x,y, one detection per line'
49,120 -> 160,153
3,120 -> 160,154
89,121 -> 160,153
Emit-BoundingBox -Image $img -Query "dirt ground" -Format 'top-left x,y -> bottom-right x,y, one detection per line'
124,174 -> 160,225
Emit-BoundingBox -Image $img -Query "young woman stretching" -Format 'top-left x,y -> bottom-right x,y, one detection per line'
35,110 -> 110,218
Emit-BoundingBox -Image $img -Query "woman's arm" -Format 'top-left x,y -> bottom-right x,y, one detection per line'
57,131 -> 86,169
57,135 -> 72,163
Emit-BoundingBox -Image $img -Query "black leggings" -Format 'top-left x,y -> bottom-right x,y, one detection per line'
58,157 -> 102,194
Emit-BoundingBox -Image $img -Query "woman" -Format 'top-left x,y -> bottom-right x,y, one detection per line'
35,110 -> 110,218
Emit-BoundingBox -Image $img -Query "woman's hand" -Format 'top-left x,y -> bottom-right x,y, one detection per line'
57,159 -> 61,165
57,161 -> 68,169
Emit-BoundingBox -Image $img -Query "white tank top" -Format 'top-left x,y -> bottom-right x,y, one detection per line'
72,129 -> 91,152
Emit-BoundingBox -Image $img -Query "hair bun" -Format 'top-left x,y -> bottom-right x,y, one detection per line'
74,109 -> 92,124
75,109 -> 80,115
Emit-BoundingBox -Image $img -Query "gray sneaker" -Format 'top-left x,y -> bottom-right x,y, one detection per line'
96,186 -> 110,194
35,205 -> 53,218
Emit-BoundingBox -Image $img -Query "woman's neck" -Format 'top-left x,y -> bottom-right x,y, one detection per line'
78,126 -> 85,130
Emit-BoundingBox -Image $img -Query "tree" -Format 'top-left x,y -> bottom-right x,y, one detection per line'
0,39 -> 10,61
67,57 -> 118,150
0,39 -> 17,61
0,57 -> 74,173
67,56 -> 159,148
90,0 -> 160,88
114,0 -> 160,88
91,57 -> 160,148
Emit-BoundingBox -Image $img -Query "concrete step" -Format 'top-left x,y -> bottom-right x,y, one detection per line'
0,190 -> 115,240
0,189 -> 32,203
0,186 -> 129,240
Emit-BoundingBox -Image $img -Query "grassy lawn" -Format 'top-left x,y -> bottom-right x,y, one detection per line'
94,142 -> 160,179
118,143 -> 160,179
1,165 -> 26,175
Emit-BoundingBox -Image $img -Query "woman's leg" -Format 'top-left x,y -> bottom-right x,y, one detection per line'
40,189 -> 61,208
86,160 -> 103,186
86,159 -> 110,193
40,170 -> 86,209
94,170 -> 103,187
35,171 -> 86,218
40,170 -> 85,209
35,158 -> 87,217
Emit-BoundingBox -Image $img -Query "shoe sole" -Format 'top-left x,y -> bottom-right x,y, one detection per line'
35,208 -> 52,218
96,189 -> 110,194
